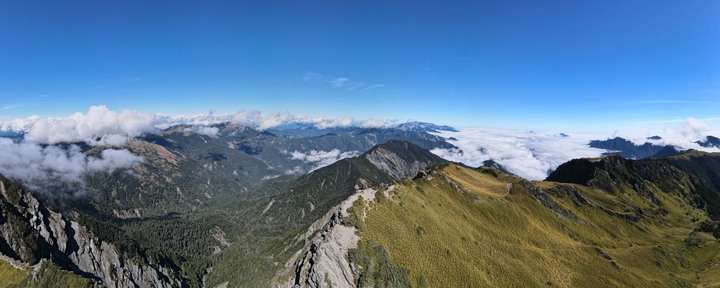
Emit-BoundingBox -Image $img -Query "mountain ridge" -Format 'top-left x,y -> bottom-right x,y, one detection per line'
6,132 -> 720,287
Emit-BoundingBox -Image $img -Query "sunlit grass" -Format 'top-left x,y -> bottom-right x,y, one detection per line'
357,164 -> 720,287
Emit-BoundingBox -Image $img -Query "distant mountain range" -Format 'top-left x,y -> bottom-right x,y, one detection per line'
698,135 -> 720,148
588,136 -> 681,159
5,123 -> 720,287
588,135 -> 720,160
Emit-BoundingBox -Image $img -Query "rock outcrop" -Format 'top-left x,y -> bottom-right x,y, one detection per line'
363,140 -> 447,180
0,174 -> 183,287
275,188 -> 380,288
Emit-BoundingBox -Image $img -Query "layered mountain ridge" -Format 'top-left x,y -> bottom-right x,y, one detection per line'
4,125 -> 720,287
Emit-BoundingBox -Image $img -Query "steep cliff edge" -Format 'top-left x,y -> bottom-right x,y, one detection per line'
0,174 -> 184,287
274,188 -> 380,288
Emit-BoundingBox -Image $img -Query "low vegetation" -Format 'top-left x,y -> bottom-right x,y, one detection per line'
353,163 -> 720,287
0,260 -> 94,288
348,240 -> 411,287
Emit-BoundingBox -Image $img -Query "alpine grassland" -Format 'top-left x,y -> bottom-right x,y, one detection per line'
355,163 -> 720,287
0,260 -> 94,288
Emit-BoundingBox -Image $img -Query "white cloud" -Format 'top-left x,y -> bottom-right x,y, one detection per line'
2,105 -> 157,145
0,138 -> 143,191
289,149 -> 360,172
285,166 -> 305,176
432,120 -> 720,181
0,106 -> 394,145
677,118 -> 710,140
304,72 -> 383,91
230,110 -> 263,127
358,118 -> 387,128
315,116 -> 354,129
258,113 -> 296,130
329,77 -> 352,87
610,118 -> 720,151
430,128 -> 607,180
184,125 -> 220,137
1,115 -> 42,132
363,84 -> 386,91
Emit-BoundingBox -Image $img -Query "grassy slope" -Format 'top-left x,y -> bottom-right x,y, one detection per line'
0,260 -> 28,288
357,164 -> 720,287
0,259 -> 94,288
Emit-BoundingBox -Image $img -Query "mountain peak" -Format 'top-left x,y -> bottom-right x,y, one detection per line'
362,140 -> 447,180
698,135 -> 720,148
589,136 -> 678,159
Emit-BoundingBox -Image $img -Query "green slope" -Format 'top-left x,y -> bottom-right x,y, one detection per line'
0,259 -> 94,288
351,163 -> 720,287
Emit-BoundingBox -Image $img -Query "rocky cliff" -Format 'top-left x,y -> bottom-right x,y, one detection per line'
362,140 -> 447,180
275,188 -> 380,288
0,174 -> 184,287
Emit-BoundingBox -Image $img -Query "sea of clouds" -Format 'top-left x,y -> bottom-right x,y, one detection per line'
429,118 -> 720,180
429,129 -> 607,180
287,149 -> 361,174
608,118 -> 720,151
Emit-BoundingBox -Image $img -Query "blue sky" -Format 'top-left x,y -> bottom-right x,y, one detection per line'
1,1 -> 719,130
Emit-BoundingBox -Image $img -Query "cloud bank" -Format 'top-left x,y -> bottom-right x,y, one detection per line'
1,105 -> 157,145
287,149 -> 360,174
184,125 -> 220,137
606,118 -> 720,151
430,129 -> 607,180
431,119 -> 720,180
1,105 -> 391,145
0,138 -> 142,192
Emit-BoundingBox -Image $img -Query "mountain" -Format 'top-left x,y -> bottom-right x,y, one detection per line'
0,174 -> 184,287
204,140 -> 447,287
651,145 -> 682,158
698,135 -> 720,148
482,159 -> 512,174
12,138 -> 446,287
0,121 -> 456,287
268,121 -> 458,137
362,140 -> 447,180
288,153 -> 720,287
394,121 -> 458,133
71,123 -> 454,220
7,126 -> 720,287
588,137 -> 680,159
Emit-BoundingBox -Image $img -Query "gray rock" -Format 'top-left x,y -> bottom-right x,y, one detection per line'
0,177 -> 183,287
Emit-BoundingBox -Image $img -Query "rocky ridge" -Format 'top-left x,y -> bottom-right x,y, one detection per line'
362,140 -> 447,181
275,187 -> 381,288
0,174 -> 183,288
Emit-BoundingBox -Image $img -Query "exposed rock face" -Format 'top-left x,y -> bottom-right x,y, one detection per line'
271,141 -> 446,288
292,211 -> 357,288
0,175 -> 183,288
276,188 -> 379,288
363,140 -> 447,180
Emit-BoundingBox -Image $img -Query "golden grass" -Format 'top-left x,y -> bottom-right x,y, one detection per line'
0,260 -> 29,288
0,259 -> 94,288
442,165 -> 508,197
357,164 -> 720,287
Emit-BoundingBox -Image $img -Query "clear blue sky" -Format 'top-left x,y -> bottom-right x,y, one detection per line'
1,0 -> 718,130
